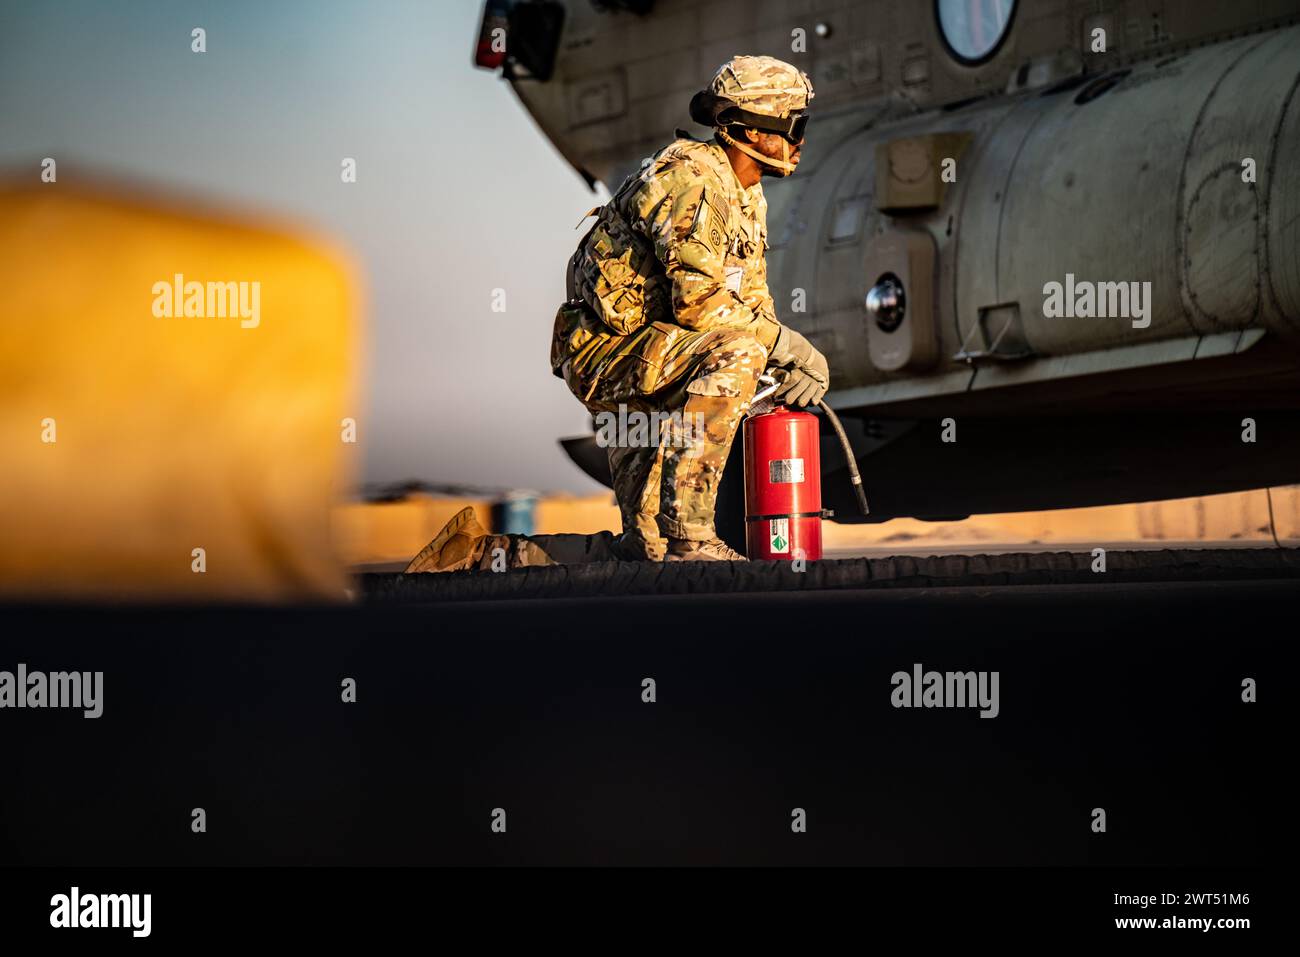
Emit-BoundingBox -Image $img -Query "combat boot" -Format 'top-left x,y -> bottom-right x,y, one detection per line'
665,537 -> 748,561
610,528 -> 667,562
404,506 -> 489,573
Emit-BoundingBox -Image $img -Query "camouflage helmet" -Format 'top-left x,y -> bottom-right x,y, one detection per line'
688,55 -> 814,176
706,55 -> 814,120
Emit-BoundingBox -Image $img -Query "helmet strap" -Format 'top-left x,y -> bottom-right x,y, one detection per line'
717,128 -> 796,176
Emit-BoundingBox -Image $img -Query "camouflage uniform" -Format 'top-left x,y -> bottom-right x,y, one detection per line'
409,56 -> 815,571
550,129 -> 792,558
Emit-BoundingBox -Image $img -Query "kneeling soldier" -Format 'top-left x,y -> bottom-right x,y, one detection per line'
408,54 -> 830,572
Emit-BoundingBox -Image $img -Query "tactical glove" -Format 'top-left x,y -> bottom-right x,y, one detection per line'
769,325 -> 830,408
774,364 -> 829,408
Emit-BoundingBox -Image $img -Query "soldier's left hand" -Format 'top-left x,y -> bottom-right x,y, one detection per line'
774,363 -> 829,408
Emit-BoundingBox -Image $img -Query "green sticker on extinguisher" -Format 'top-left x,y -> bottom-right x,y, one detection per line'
769,518 -> 789,554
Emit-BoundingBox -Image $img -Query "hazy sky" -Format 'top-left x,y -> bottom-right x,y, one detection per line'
0,0 -> 609,494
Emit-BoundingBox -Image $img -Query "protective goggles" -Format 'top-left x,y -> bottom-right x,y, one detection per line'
721,106 -> 809,144
689,91 -> 810,144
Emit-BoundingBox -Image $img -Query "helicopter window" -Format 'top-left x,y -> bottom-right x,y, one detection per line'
828,196 -> 869,244
936,0 -> 1016,65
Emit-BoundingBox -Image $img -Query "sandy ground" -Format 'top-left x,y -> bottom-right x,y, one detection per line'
336,485 -> 1300,571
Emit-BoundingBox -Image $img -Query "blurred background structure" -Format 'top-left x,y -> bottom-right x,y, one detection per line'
337,486 -> 1300,571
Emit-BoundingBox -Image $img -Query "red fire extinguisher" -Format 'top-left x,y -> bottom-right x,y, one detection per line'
744,406 -> 823,560
743,374 -> 870,561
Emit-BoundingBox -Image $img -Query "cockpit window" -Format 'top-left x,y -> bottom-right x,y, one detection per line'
936,0 -> 1016,64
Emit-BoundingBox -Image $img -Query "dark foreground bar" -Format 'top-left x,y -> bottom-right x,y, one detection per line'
0,579 -> 1284,865
0,576 -> 1285,938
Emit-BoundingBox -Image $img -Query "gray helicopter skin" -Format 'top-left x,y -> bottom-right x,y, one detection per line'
480,0 -> 1300,521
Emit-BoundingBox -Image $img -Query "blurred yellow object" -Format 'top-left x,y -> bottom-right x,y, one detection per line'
0,181 -> 360,600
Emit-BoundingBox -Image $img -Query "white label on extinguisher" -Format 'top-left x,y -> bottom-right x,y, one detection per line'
769,518 -> 790,554
769,458 -> 805,484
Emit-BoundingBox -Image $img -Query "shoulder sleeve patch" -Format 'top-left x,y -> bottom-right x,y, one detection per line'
703,189 -> 729,256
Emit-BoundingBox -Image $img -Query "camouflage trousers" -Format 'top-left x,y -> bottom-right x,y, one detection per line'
578,317 -> 765,556
479,308 -> 766,566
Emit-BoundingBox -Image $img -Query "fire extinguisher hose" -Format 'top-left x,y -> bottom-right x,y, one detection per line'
816,399 -> 870,517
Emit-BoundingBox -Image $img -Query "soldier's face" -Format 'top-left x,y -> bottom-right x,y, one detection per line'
746,129 -> 803,175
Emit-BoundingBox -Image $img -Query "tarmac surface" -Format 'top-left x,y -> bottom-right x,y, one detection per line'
364,546 -> 1300,602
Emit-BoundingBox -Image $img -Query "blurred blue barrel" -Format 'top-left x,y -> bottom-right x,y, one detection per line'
494,491 -> 538,536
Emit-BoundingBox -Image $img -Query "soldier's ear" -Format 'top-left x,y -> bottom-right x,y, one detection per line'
743,127 -> 762,145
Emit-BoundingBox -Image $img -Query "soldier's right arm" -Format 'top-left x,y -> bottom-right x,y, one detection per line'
638,168 -> 782,344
